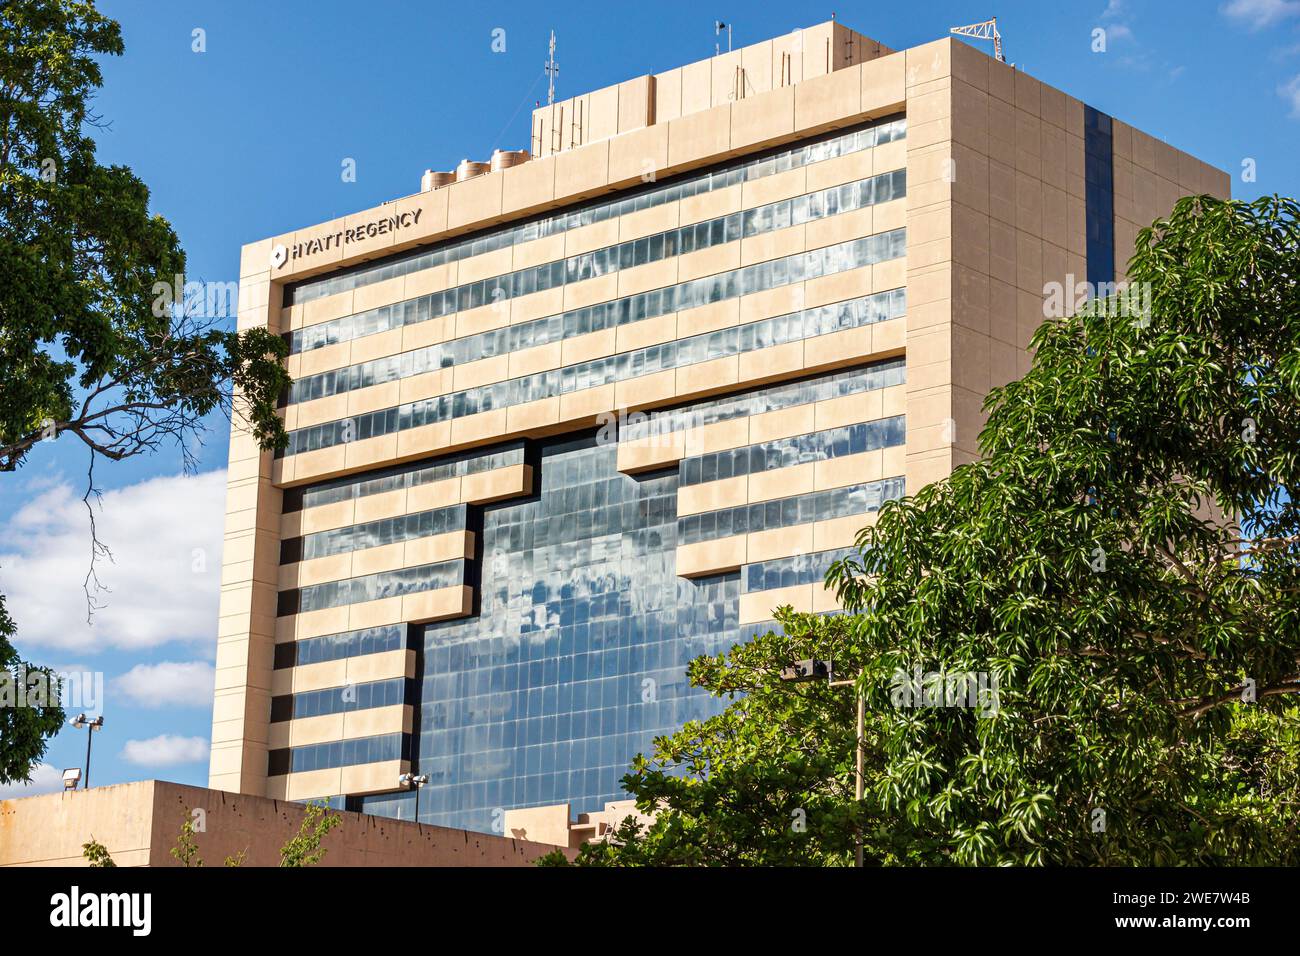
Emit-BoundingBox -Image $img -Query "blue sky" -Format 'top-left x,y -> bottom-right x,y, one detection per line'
2,0 -> 1298,797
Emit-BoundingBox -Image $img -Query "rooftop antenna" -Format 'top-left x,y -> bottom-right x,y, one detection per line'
715,20 -> 731,56
950,16 -> 1007,64
545,30 -> 559,105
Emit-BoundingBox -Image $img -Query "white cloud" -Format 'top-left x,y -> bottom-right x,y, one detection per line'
119,734 -> 209,767
1096,3 -> 1137,48
111,661 -> 215,708
0,471 -> 226,653
0,762 -> 67,798
1222,0 -> 1300,29
1282,74 -> 1300,116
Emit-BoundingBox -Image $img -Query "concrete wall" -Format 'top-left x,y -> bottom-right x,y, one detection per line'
504,799 -> 654,849
530,21 -> 893,158
900,38 -> 1230,490
0,781 -> 569,867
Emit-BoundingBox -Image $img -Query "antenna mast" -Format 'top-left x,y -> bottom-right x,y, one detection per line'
714,20 -> 731,56
545,30 -> 559,105
950,17 -> 1006,64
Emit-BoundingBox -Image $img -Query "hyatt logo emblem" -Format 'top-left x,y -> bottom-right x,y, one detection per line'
276,208 -> 425,269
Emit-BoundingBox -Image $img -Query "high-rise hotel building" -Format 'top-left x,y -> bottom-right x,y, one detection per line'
212,21 -> 1229,831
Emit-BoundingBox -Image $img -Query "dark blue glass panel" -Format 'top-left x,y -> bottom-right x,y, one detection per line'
1083,104 -> 1115,289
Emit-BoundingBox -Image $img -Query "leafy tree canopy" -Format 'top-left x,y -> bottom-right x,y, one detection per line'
0,0 -> 288,472
0,594 -> 64,784
563,195 -> 1300,866
279,802 -> 341,867
0,0 -> 289,784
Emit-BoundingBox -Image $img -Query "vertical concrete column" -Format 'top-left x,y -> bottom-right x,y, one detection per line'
902,39 -> 957,493
208,238 -> 283,795
902,39 -> 1091,493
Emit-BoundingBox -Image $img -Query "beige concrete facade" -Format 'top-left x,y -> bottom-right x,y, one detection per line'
0,780 -> 568,866
503,799 -> 655,850
213,21 -> 1228,820
530,22 -> 892,159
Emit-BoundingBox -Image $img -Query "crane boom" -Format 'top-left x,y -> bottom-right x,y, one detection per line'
950,17 -> 1005,63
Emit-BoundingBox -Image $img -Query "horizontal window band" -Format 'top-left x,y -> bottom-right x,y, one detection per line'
285,441 -> 526,513
273,624 -> 408,669
277,366 -> 905,633
280,233 -> 906,458
742,546 -> 858,593
620,359 -> 905,442
679,415 -> 906,487
288,283 -> 903,466
677,476 -> 905,546
278,558 -> 467,616
283,116 -> 906,309
285,362 -> 905,569
269,732 -> 410,776
283,286 -> 902,460
270,677 -> 415,723
286,168 -> 906,362
279,531 -> 475,598
283,503 -> 469,565
286,283 -> 902,459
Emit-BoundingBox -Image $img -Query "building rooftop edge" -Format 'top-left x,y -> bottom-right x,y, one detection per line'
240,24 -> 1228,289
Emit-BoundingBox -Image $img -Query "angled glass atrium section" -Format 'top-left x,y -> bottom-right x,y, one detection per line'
356,433 -> 741,830
354,363 -> 903,832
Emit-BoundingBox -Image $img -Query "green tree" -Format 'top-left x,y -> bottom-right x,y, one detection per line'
564,195 -> 1300,866
0,0 -> 288,473
167,807 -> 246,866
81,836 -> 115,867
0,596 -> 64,784
170,808 -> 203,867
279,802 -> 341,867
0,0 -> 288,783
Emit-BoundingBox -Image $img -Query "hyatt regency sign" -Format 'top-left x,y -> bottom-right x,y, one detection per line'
271,208 -> 425,270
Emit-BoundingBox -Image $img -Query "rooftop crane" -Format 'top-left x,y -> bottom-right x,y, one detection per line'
950,17 -> 1007,64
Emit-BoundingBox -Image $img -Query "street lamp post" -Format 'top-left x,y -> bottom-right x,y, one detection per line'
779,659 -> 865,867
398,772 -> 429,822
70,714 -> 104,789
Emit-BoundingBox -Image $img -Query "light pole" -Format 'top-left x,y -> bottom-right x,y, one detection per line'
71,714 -> 104,789
779,659 -> 865,867
398,772 -> 428,822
